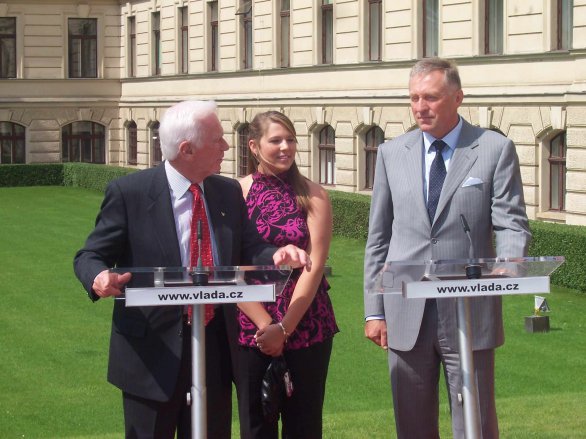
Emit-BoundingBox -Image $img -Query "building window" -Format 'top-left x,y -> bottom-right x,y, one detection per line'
280,0 -> 291,67
210,0 -> 219,71
68,18 -> 97,78
179,6 -> 189,74
238,124 -> 250,177
237,1 -> 253,70
0,17 -> 16,79
484,0 -> 503,54
365,126 -> 384,190
62,121 -> 105,164
549,131 -> 567,211
128,121 -> 137,165
318,126 -> 335,185
152,12 -> 161,75
128,17 -> 136,77
556,0 -> 573,50
423,0 -> 438,58
151,122 -> 162,167
321,0 -> 333,64
0,122 -> 25,164
368,0 -> 382,61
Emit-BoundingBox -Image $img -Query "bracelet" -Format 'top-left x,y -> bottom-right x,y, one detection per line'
277,321 -> 290,342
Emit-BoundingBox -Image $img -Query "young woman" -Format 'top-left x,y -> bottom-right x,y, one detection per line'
236,111 -> 338,439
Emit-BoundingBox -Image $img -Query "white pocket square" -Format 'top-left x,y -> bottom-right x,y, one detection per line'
462,177 -> 483,187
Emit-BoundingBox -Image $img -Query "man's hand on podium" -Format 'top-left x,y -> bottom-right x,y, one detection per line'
365,319 -> 388,351
92,269 -> 132,299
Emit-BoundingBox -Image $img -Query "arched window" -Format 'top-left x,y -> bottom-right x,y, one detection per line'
62,121 -> 105,164
128,121 -> 137,165
365,125 -> 384,189
549,131 -> 567,211
0,122 -> 25,164
238,124 -> 250,177
151,122 -> 162,167
318,125 -> 335,185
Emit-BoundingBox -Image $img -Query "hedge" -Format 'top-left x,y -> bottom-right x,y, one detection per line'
0,164 -> 583,292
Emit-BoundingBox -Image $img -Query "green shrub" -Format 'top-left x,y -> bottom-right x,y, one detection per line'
328,190 -> 370,240
0,164 -> 64,187
63,163 -> 136,193
528,220 -> 586,292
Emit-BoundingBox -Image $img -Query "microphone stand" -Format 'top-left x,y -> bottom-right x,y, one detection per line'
188,220 -> 209,439
458,215 -> 482,439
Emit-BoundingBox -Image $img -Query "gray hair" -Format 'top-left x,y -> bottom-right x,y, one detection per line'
410,57 -> 461,90
159,100 -> 218,161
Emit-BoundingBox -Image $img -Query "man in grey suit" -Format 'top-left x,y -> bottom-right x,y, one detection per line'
364,58 -> 531,438
74,100 -> 309,439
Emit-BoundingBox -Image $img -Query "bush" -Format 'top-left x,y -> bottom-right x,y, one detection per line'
0,164 -> 64,187
328,190 -> 370,240
63,163 -> 137,193
0,164 -> 583,292
528,220 -> 586,292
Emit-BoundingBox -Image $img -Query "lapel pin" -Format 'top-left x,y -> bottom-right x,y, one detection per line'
221,211 -> 226,217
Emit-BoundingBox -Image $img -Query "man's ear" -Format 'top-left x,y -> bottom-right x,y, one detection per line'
178,140 -> 192,155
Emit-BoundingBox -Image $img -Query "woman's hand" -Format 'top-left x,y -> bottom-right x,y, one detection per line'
255,323 -> 287,357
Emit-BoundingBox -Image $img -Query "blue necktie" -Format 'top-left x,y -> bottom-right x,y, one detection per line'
427,140 -> 447,223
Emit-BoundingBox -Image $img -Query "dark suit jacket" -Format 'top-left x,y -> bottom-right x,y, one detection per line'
74,164 -> 274,401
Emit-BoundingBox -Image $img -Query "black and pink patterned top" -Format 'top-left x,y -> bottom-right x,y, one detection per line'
237,171 -> 339,350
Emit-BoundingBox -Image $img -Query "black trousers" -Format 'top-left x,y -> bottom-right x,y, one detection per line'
236,339 -> 333,439
122,307 -> 234,439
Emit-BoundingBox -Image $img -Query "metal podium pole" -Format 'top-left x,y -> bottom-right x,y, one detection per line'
190,304 -> 206,439
456,296 -> 482,439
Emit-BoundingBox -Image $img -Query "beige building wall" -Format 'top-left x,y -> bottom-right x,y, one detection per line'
1,0 -> 586,225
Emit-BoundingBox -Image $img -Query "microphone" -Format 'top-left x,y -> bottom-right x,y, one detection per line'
460,214 -> 482,279
196,220 -> 203,268
192,219 -> 209,286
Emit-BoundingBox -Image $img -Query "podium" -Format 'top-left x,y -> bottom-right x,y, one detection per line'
369,256 -> 564,439
112,265 -> 292,439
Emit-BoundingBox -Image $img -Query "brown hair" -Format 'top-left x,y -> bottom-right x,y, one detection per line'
248,111 -> 311,213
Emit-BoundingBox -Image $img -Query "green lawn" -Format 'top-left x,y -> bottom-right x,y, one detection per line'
0,186 -> 585,438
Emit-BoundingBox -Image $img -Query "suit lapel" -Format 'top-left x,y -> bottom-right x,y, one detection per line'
404,132 -> 431,228
203,178 -> 232,266
147,165 -> 182,266
434,121 -> 479,226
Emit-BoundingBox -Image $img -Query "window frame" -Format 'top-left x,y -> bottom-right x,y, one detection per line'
179,6 -> 189,74
280,0 -> 291,68
321,0 -> 334,65
127,121 -> 138,165
62,121 -> 106,164
422,0 -> 438,58
368,0 -> 382,61
556,0 -> 573,51
318,125 -> 336,185
128,16 -> 136,77
152,11 -> 161,76
210,0 -> 219,72
151,122 -> 162,167
68,18 -> 98,79
0,17 -> 17,79
237,124 -> 250,177
548,131 -> 567,212
364,125 -> 384,190
0,121 -> 25,164
484,0 -> 503,55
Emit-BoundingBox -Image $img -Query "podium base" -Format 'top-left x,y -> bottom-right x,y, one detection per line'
524,315 -> 550,333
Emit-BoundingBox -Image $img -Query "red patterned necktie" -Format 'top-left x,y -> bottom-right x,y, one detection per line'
188,184 -> 215,325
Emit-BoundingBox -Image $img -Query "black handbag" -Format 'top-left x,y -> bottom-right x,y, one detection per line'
261,356 -> 294,423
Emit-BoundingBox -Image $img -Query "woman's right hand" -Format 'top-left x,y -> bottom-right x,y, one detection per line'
255,323 -> 287,357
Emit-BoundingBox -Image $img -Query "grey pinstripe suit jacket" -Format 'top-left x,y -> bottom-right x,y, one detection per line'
364,119 -> 531,351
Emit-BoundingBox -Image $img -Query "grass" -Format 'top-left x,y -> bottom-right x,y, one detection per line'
0,186 -> 585,438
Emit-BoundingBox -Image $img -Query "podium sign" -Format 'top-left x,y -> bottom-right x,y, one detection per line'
111,265 -> 292,439
125,285 -> 276,307
369,256 -> 564,297
404,276 -> 550,299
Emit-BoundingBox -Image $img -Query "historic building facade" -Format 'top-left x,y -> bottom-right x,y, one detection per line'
1,0 -> 586,224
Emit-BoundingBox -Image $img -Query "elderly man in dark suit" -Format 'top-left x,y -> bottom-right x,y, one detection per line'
74,100 -> 309,439
364,58 -> 531,438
